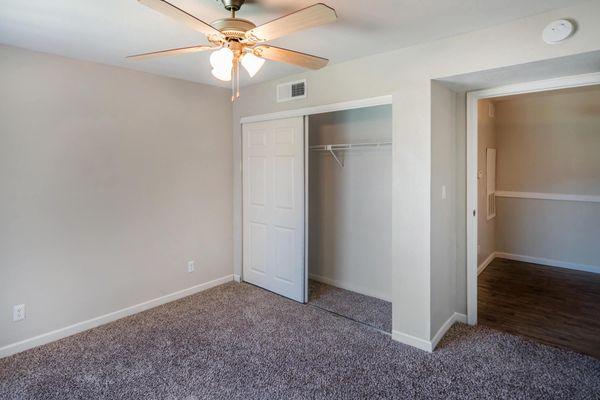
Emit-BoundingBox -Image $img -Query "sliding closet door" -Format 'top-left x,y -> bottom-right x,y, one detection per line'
242,117 -> 305,302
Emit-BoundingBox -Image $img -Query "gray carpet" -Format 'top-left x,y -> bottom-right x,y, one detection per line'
308,279 -> 392,332
1,282 -> 599,400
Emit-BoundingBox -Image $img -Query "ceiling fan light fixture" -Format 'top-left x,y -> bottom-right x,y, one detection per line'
209,47 -> 233,69
241,52 -> 265,77
130,0 -> 337,99
209,47 -> 234,81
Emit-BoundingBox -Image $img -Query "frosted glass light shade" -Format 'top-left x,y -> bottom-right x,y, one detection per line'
210,47 -> 233,81
241,53 -> 265,77
211,67 -> 232,81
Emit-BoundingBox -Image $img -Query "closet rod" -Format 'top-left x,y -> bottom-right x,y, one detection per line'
309,141 -> 391,168
308,141 -> 392,151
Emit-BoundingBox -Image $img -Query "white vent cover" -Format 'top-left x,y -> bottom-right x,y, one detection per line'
277,79 -> 306,102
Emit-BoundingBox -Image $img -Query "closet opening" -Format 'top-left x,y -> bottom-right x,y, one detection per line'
306,104 -> 392,333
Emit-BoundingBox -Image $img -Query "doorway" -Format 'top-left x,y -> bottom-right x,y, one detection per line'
467,75 -> 600,357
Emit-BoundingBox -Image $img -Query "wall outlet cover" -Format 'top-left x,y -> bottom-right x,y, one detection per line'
13,304 -> 25,322
187,261 -> 195,273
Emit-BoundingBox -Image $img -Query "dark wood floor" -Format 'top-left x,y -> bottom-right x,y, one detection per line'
478,258 -> 600,359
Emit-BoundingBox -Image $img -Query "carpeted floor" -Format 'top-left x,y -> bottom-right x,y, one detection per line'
308,279 -> 392,332
1,282 -> 599,400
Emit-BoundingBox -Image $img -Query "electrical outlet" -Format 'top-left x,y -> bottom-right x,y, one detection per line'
187,260 -> 195,273
13,304 -> 25,322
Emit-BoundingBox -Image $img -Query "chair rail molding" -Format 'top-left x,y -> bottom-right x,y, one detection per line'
495,191 -> 600,204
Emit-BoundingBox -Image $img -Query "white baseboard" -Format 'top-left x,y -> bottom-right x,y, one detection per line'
495,252 -> 600,274
392,312 -> 466,353
477,252 -> 497,275
0,274 -> 234,359
431,312 -> 466,351
233,274 -> 241,283
308,273 -> 391,302
391,330 -> 433,352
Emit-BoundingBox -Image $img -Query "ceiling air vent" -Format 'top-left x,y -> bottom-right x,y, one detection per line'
277,79 -> 307,102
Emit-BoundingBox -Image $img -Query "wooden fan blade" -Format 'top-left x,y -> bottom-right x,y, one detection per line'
138,0 -> 224,39
253,45 -> 328,70
245,3 -> 336,42
127,45 -> 216,60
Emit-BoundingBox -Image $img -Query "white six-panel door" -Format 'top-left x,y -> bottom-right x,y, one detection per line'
242,117 -> 305,302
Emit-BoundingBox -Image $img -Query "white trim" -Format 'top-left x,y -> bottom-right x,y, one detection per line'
392,330 -> 433,352
466,91 -> 478,325
304,116 -> 310,304
233,274 -> 241,282
466,71 -> 600,326
239,95 -> 392,124
392,312 -> 467,353
477,252 -> 497,275
309,273 -> 392,302
0,275 -> 234,359
495,191 -> 600,203
431,312 -> 467,351
496,252 -> 600,274
468,72 -> 600,99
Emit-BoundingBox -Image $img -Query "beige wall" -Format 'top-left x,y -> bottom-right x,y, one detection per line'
494,85 -> 600,267
430,82 -> 457,337
232,1 -> 600,343
496,86 -> 600,195
308,106 -> 392,301
0,45 -> 233,348
477,100 -> 497,267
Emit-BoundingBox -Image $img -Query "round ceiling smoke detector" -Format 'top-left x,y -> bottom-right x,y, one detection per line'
542,19 -> 574,44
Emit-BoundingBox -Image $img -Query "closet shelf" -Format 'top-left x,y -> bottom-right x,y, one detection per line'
309,142 -> 391,168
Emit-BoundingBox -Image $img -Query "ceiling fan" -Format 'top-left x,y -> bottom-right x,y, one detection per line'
128,0 -> 337,100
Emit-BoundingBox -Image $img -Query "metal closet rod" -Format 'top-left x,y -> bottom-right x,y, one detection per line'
308,141 -> 392,151
309,141 -> 392,168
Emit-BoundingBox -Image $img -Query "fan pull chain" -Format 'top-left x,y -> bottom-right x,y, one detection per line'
236,61 -> 240,99
231,69 -> 234,102
230,59 -> 241,102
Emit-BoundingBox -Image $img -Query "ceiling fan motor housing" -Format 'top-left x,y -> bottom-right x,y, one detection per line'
211,18 -> 256,40
220,0 -> 246,12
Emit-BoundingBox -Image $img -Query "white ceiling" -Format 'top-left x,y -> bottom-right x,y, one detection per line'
0,0 -> 585,88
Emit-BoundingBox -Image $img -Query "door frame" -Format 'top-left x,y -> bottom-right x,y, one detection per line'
240,95 -> 393,302
466,72 -> 600,325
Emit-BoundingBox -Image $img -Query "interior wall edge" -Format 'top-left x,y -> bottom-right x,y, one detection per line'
392,311 -> 467,353
431,312 -> 467,350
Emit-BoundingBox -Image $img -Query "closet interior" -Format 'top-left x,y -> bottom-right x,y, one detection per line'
307,104 -> 392,333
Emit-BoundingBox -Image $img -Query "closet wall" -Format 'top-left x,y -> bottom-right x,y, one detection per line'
495,86 -> 600,268
308,105 -> 392,301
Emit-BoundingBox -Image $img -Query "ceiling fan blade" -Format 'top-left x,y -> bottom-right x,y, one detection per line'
138,0 -> 224,40
245,3 -> 337,42
253,45 -> 328,70
127,45 -> 216,61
